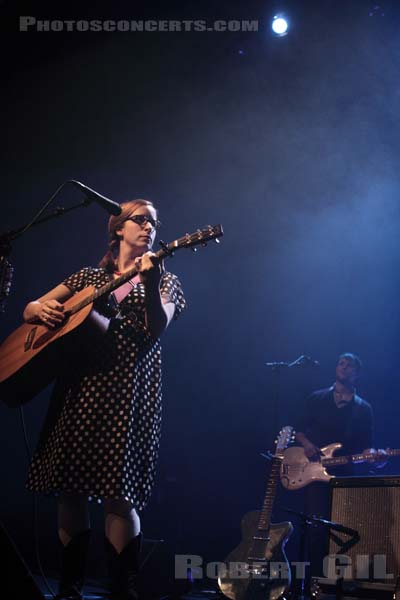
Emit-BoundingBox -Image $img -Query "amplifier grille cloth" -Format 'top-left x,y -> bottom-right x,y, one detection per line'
329,484 -> 400,575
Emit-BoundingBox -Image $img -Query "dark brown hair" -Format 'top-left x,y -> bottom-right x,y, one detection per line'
98,199 -> 156,273
338,352 -> 362,373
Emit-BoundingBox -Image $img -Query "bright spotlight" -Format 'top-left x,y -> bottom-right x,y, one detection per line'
271,14 -> 289,36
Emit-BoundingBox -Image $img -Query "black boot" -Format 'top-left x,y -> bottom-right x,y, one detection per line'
105,533 -> 142,600
55,529 -> 91,600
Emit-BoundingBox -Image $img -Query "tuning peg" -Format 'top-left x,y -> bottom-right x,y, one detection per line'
214,238 -> 220,244
191,247 -> 198,252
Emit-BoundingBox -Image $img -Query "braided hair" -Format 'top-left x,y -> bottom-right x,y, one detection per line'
98,199 -> 156,273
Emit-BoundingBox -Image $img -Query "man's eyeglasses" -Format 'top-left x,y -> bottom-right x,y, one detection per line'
126,215 -> 161,230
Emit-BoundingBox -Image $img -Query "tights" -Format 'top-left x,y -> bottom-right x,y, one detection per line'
58,493 -> 140,553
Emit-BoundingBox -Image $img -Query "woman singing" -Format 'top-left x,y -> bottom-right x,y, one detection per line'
23,199 -> 185,600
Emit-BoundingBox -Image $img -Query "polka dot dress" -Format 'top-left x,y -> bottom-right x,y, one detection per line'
26,267 -> 185,510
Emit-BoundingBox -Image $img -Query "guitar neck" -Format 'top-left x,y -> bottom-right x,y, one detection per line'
64,225 -> 223,317
67,246 -> 170,316
322,448 -> 400,467
258,457 -> 282,530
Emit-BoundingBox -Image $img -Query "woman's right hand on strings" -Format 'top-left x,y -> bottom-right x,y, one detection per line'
23,283 -> 72,327
31,299 -> 65,328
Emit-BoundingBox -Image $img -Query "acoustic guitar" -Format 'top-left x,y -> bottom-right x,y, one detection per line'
0,225 -> 223,407
280,443 -> 398,491
218,426 -> 295,600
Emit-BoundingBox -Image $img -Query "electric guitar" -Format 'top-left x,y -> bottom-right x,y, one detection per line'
280,443 -> 398,491
218,426 -> 295,600
0,225 -> 223,407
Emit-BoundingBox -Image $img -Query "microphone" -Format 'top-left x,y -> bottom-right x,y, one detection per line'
301,355 -> 320,367
69,180 -> 122,216
265,355 -> 320,370
289,355 -> 320,368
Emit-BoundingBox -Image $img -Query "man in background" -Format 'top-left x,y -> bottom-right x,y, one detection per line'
295,352 -> 381,584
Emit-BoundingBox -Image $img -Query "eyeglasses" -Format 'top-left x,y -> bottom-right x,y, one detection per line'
125,215 -> 161,230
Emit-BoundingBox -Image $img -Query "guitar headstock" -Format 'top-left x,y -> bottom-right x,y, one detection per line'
158,224 -> 223,256
275,426 -> 295,458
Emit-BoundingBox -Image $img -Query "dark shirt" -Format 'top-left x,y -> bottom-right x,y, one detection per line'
299,386 -> 374,474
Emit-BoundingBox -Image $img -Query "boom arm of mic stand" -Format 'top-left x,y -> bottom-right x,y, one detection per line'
309,516 -> 360,554
2,181 -> 71,243
1,200 -> 91,244
329,530 -> 360,554
0,181 -> 93,314
314,516 -> 359,538
265,361 -> 290,370
282,508 -> 359,537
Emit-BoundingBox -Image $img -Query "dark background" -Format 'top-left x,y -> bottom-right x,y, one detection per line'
1,0 -> 399,595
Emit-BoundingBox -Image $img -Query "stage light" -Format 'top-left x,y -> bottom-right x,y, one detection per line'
271,14 -> 289,36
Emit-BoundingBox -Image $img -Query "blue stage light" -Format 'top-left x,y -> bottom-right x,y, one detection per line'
271,14 -> 289,36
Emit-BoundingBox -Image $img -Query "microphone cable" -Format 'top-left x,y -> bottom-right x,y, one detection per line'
19,405 -> 56,599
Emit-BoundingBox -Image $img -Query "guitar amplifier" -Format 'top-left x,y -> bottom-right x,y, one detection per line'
328,476 -> 400,580
310,577 -> 400,599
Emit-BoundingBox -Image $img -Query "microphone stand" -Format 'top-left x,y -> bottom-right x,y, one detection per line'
282,507 -> 360,600
264,360 -> 285,445
0,181 -> 97,314
264,355 -> 319,440
0,183 -> 113,598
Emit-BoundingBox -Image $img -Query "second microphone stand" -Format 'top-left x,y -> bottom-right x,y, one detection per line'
283,507 -> 360,600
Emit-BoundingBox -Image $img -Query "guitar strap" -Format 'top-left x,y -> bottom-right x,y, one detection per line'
104,279 -> 137,319
344,400 -> 354,445
332,387 -> 356,448
113,280 -> 136,304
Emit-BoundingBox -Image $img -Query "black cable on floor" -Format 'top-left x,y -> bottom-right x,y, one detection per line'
19,405 -> 57,599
